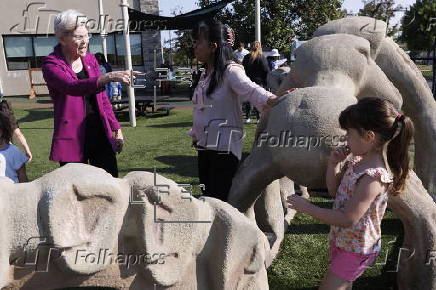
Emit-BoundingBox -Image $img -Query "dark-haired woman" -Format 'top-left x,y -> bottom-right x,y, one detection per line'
189,20 -> 278,201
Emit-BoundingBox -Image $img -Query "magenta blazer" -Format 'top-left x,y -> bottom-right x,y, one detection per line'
42,44 -> 121,162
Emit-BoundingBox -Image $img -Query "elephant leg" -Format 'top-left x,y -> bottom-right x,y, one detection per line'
254,179 -> 284,265
278,177 -> 298,225
388,170 -> 436,290
228,147 -> 282,215
0,246 -> 9,288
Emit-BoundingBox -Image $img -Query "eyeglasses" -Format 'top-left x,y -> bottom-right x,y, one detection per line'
71,34 -> 92,41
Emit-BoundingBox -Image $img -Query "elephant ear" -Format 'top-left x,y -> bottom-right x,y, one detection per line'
123,171 -> 210,287
201,197 -> 270,290
39,164 -> 129,274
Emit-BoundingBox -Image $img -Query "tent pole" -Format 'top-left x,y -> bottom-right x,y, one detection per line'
98,0 -> 108,59
255,0 -> 261,42
121,0 -> 136,127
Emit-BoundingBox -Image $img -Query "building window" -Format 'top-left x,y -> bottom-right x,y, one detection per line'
3,35 -> 58,70
115,33 -> 143,66
33,36 -> 58,67
88,33 -> 143,67
3,32 -> 144,71
4,36 -> 34,70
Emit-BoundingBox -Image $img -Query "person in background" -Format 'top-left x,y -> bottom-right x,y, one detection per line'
95,52 -> 122,103
95,52 -> 112,74
242,41 -> 269,123
0,111 -> 28,183
233,42 -> 249,64
0,98 -> 32,161
161,60 -> 173,95
268,48 -> 281,70
42,9 -> 134,177
189,20 -> 279,201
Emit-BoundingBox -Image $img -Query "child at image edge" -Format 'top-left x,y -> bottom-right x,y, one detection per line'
0,111 -> 28,183
287,97 -> 414,290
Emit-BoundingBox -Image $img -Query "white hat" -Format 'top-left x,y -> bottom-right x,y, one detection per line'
270,49 -> 280,57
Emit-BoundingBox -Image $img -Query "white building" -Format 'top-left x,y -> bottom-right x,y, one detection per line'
0,0 -> 160,96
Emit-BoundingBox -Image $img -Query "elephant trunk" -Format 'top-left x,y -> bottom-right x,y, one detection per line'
376,38 -> 436,201
228,147 -> 283,214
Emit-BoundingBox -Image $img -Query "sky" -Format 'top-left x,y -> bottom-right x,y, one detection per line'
158,0 -> 417,46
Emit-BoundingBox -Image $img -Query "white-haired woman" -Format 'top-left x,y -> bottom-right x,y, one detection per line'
42,9 -> 131,177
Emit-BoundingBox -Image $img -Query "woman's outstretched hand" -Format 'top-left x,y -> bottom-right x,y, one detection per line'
98,70 -> 142,87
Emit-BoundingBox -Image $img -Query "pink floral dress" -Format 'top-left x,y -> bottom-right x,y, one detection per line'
329,156 -> 393,254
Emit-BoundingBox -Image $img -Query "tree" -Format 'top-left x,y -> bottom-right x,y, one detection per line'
197,0 -> 345,54
358,0 -> 403,37
400,0 -> 436,55
164,7 -> 195,66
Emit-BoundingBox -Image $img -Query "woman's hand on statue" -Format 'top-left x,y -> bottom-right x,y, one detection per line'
277,88 -> 298,97
263,94 -> 279,110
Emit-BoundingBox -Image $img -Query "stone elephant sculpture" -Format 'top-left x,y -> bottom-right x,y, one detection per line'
120,171 -> 270,290
228,16 -> 436,289
3,164 -> 269,290
2,164 -> 129,289
313,16 -> 436,201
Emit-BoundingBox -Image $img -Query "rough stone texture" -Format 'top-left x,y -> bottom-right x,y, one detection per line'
388,171 -> 436,290
3,165 -> 269,290
314,16 -> 436,201
228,16 -> 436,288
267,66 -> 290,94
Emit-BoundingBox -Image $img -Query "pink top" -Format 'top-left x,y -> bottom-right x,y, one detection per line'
189,62 -> 273,159
329,156 -> 393,254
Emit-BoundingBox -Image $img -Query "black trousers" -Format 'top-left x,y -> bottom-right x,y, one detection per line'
197,149 -> 239,202
60,118 -> 118,178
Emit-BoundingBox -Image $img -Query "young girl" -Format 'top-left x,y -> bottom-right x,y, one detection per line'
287,97 -> 414,289
0,111 -> 28,183
189,20 -> 279,201
0,99 -> 32,161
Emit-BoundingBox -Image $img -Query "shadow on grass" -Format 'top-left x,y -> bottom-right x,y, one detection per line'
36,99 -> 53,104
287,212 -> 402,236
17,108 -> 52,123
116,111 -> 175,123
119,155 -> 197,178
147,122 -> 192,128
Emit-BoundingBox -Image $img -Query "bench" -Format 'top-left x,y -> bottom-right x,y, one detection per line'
28,68 -> 48,99
111,95 -> 174,116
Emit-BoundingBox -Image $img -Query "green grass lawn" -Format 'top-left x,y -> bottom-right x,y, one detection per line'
418,65 -> 433,80
11,99 -> 403,289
